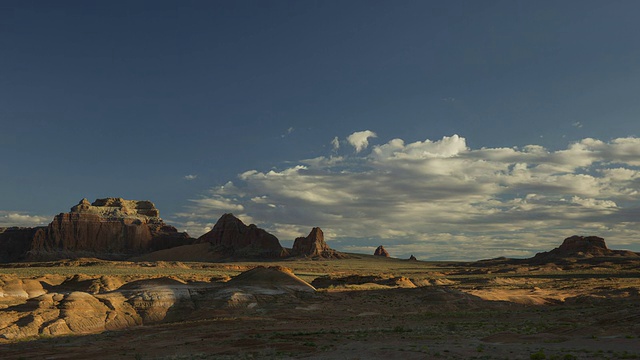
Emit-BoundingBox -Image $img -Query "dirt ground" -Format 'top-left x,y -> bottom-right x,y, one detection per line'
1,256 -> 639,359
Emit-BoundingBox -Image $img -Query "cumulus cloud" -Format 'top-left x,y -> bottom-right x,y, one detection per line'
184,174 -> 197,180
0,212 -> 50,227
346,130 -> 377,153
178,133 -> 640,260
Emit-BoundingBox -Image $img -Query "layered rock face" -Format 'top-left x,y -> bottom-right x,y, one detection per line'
374,245 -> 390,257
197,213 -> 288,258
5,198 -> 193,262
291,227 -> 343,258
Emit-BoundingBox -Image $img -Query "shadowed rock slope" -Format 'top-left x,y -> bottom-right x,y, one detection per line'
196,213 -> 289,259
531,235 -> 639,263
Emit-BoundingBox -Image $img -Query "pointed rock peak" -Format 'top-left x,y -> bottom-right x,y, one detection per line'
291,226 -> 344,258
307,227 -> 324,241
219,213 -> 242,222
374,245 -> 390,257
409,254 -> 417,261
197,213 -> 287,258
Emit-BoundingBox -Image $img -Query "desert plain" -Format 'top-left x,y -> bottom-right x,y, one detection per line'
1,253 -> 639,360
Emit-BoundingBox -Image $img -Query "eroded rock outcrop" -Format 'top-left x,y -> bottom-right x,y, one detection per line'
197,213 -> 288,258
291,227 -> 344,258
374,245 -> 390,257
532,235 -> 639,263
0,267 -> 316,342
0,275 -> 198,341
0,198 -> 194,262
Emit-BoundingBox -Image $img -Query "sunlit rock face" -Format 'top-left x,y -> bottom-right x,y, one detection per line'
197,213 -> 289,258
291,227 -> 344,259
0,198 -> 193,262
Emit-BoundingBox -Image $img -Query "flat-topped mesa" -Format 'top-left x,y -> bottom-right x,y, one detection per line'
291,227 -> 344,258
197,213 -> 288,258
557,235 -> 608,254
26,198 -> 193,261
531,235 -> 639,263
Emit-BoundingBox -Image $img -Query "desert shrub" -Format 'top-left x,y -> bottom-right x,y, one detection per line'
530,350 -> 546,360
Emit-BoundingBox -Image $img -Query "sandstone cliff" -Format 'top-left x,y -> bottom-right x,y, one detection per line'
197,213 -> 288,258
291,227 -> 344,258
0,198 -> 193,262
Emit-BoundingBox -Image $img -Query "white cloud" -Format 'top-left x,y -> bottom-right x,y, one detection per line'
346,130 -> 377,153
0,212 -> 50,227
188,197 -> 244,212
331,136 -> 340,151
572,121 -> 583,128
180,133 -> 640,260
184,174 -> 197,180
281,127 -> 294,137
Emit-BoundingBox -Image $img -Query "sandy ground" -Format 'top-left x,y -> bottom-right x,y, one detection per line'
1,257 -> 639,359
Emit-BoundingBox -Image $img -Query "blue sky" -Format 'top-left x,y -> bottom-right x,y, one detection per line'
2,1 -> 640,260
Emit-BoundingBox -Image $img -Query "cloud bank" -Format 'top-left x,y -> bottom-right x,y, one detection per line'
0,212 -> 50,228
178,131 -> 640,260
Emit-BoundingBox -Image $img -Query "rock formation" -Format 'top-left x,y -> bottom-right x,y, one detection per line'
291,227 -> 344,258
408,254 -> 417,261
0,227 -> 44,263
0,266 -> 316,342
311,274 -> 416,289
532,235 -> 639,263
0,274 -> 196,340
374,245 -> 390,257
197,213 -> 288,258
0,198 -> 194,262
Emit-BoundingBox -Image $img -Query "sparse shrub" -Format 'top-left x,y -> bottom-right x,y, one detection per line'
530,350 -> 546,360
